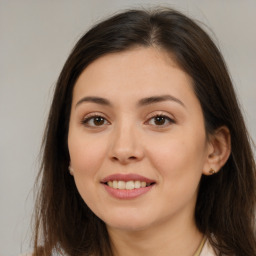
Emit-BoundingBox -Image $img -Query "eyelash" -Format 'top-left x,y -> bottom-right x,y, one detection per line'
81,113 -> 175,128
145,114 -> 175,127
81,113 -> 110,127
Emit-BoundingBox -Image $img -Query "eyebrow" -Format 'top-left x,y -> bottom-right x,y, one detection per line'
137,95 -> 185,108
75,96 -> 112,108
75,94 -> 185,108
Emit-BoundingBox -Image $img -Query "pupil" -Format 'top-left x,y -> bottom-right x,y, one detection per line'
155,116 -> 165,125
94,117 -> 104,126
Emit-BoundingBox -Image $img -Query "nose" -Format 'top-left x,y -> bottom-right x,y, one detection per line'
109,122 -> 144,164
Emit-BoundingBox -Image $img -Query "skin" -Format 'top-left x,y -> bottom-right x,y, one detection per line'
68,47 -> 230,256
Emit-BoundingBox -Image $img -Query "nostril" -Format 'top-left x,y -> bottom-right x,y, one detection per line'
111,155 -> 137,162
112,156 -> 119,161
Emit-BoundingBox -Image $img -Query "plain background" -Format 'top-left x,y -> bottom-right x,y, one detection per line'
0,0 -> 255,255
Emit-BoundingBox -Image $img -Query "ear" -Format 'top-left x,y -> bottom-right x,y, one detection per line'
68,164 -> 74,175
203,126 -> 231,176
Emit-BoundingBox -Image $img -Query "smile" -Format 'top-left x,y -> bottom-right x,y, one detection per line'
101,173 -> 155,199
106,180 -> 152,190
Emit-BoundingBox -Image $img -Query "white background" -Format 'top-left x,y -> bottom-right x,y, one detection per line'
0,0 -> 255,255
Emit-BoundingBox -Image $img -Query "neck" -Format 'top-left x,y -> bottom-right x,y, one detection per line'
107,213 -> 203,256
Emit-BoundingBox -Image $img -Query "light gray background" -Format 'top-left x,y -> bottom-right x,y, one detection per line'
0,0 -> 255,255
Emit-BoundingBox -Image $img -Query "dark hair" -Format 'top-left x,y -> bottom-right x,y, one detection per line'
33,7 -> 256,256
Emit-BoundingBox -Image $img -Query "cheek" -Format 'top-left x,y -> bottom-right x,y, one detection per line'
68,132 -> 108,177
146,131 -> 207,179
68,133 -> 108,209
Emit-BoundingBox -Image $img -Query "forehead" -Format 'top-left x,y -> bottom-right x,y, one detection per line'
72,47 -> 195,103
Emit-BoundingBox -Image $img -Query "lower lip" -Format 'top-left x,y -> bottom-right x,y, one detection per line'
103,184 -> 154,199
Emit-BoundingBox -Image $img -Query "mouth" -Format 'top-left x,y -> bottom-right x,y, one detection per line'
104,180 -> 155,190
101,173 -> 156,197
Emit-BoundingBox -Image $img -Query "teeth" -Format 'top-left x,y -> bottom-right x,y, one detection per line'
141,181 -> 146,188
107,180 -> 151,189
134,180 -> 141,189
118,181 -> 126,189
126,181 -> 135,190
113,180 -> 118,189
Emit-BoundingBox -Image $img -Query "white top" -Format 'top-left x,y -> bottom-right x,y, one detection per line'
200,239 -> 217,256
20,240 -> 217,256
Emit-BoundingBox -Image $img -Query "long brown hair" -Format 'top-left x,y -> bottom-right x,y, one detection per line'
33,8 -> 256,256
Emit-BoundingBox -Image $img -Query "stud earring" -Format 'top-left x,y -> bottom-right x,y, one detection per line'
68,166 -> 74,175
209,168 -> 215,175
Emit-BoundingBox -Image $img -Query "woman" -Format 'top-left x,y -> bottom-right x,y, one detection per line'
33,8 -> 256,256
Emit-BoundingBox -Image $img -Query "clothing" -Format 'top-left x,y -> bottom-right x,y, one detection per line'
200,239 -> 216,256
194,237 -> 207,256
21,239 -> 217,256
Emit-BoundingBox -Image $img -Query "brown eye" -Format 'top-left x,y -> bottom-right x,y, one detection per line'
147,115 -> 175,127
93,116 -> 105,126
82,115 -> 109,127
154,116 -> 166,125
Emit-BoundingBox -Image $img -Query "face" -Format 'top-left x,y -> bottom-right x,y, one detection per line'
68,47 -> 211,232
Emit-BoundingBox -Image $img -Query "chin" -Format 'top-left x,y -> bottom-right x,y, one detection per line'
100,211 -> 155,232
106,220 -> 151,232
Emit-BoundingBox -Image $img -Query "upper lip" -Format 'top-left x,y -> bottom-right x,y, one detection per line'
101,173 -> 155,183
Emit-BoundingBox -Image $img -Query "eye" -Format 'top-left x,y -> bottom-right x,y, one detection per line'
81,115 -> 110,127
147,114 -> 175,127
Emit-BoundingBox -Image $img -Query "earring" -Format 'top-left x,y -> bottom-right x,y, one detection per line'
68,166 -> 74,175
209,168 -> 215,175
